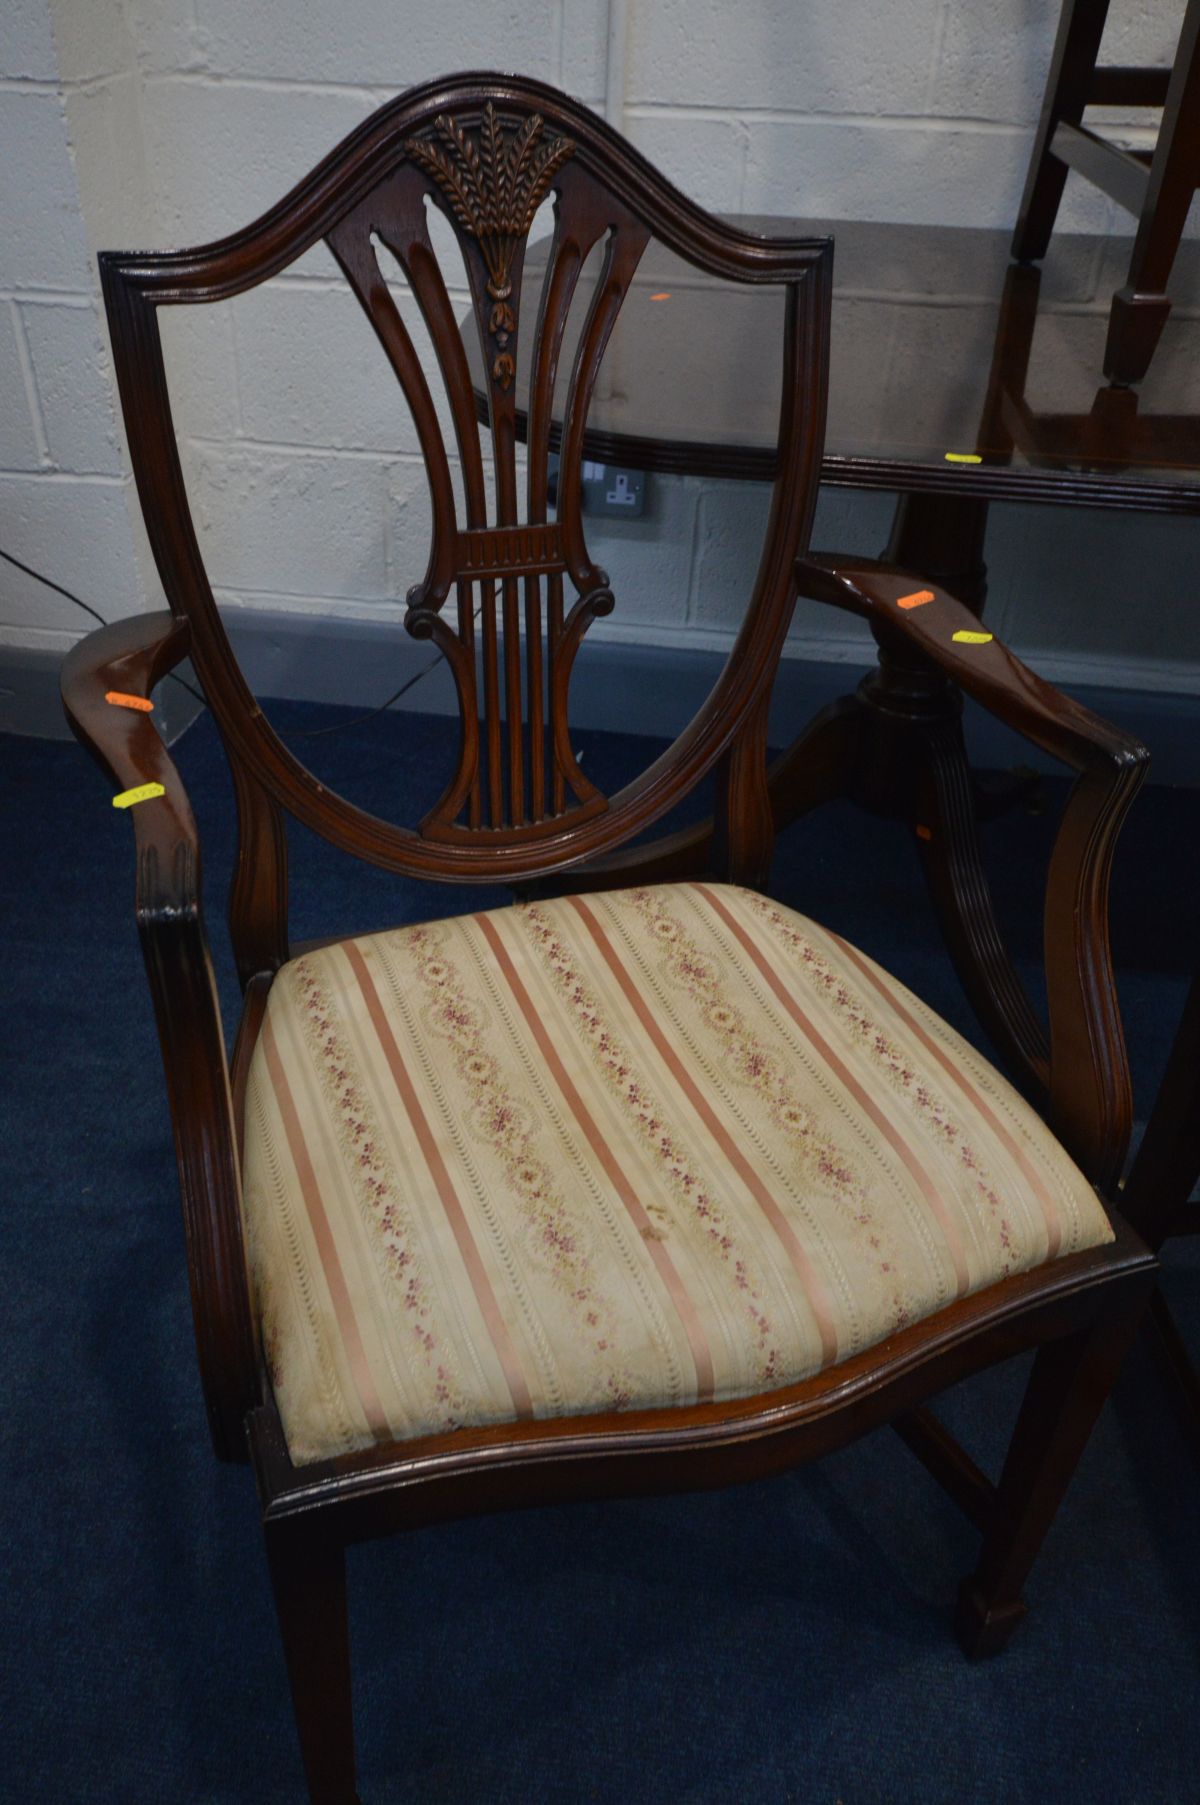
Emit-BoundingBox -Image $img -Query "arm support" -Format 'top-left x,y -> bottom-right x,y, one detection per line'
797,556 -> 1149,1192
61,614 -> 259,1460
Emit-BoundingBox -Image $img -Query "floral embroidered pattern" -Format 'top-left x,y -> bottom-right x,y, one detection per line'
623,888 -> 915,1331
244,883 -> 1113,1467
742,894 -> 1017,1268
403,922 -> 640,1410
521,903 -> 793,1382
288,957 -> 469,1424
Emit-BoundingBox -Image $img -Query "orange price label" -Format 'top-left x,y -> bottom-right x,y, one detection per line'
105,690 -> 154,712
897,589 -> 934,609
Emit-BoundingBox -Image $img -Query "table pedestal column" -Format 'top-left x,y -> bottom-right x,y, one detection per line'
884,491 -> 989,610
854,493 -> 1049,1087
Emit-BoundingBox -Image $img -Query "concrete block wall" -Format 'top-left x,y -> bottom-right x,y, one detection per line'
3,0 -> 1198,721
0,0 -> 141,682
625,0 -> 1178,225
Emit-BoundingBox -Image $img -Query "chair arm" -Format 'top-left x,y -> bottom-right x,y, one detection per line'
796,555 -> 1147,775
796,556 -> 1149,1192
61,611 -> 199,885
61,614 -> 259,1460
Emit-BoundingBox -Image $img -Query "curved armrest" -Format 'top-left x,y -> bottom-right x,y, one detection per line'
796,556 -> 1146,776
796,556 -> 1149,1192
62,614 -> 259,1459
62,612 -> 199,908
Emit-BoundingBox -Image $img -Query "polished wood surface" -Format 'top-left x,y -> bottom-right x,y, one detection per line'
492,216 -> 1200,509
61,73 -> 1159,1805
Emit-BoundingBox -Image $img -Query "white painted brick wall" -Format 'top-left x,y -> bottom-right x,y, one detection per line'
187,443 -> 393,599
0,88 -> 94,289
0,308 -> 44,470
0,7 -> 142,655
1,0 -> 56,82
230,282 -> 453,457
158,307 -> 241,443
193,0 -> 567,87
1,0 -> 1196,705
0,471 -> 144,647
137,80 -> 379,246
22,300 -> 123,474
628,0 -> 944,116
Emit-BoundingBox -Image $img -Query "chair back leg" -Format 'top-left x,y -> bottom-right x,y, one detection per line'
1105,0 -> 1200,382
1014,0 -> 1200,381
1012,0 -> 1113,261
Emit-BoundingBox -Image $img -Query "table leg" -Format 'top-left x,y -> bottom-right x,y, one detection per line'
774,494 -> 988,841
882,490 -> 988,612
908,709 -> 1049,1087
847,493 -> 1049,1089
551,691 -> 863,894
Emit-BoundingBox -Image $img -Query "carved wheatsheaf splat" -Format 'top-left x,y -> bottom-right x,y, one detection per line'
325,115 -> 655,843
406,104 -> 574,391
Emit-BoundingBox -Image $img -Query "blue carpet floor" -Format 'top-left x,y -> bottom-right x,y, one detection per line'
3,696 -> 1199,1803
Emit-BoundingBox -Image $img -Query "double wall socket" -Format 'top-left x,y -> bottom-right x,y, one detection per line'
546,453 -> 647,518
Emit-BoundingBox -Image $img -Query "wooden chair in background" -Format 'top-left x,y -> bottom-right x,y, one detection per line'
63,74 -> 1156,1804
976,259 -> 1199,474
1013,0 -> 1200,384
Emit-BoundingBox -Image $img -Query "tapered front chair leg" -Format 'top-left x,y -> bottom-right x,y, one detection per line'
955,1280 -> 1152,1658
265,1522 -> 361,1805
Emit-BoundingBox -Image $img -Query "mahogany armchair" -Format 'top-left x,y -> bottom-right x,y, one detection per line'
62,74 -> 1155,1804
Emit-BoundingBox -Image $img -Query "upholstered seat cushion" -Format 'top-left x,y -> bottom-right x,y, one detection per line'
241,882 -> 1113,1466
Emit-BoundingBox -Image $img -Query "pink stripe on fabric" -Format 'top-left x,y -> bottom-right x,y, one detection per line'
827,930 -> 1063,1258
260,1016 -> 392,1443
566,895 -> 840,1368
696,886 -> 972,1297
475,911 -> 717,1404
340,941 -> 534,1423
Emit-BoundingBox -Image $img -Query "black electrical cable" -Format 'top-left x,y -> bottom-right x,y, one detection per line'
0,544 -> 207,707
284,650 -> 450,737
284,600 -> 482,739
0,543 -> 460,733
0,545 -> 112,626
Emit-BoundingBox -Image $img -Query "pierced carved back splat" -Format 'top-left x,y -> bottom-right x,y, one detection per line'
100,71 -> 832,911
328,105 -> 649,842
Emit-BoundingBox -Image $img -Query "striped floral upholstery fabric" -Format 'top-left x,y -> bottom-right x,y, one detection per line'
241,883 -> 1113,1466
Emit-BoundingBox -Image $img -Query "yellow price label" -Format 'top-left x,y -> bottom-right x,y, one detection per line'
112,781 -> 166,809
944,451 -> 983,464
952,630 -> 993,645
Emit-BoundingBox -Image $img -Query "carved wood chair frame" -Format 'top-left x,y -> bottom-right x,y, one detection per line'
62,73 -> 1157,1805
